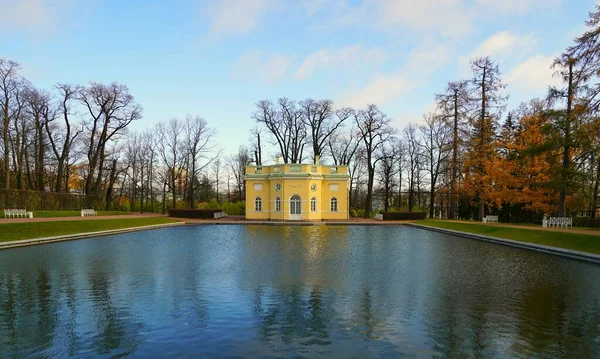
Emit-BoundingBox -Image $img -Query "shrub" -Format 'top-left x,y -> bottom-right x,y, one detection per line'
382,212 -> 426,220
221,201 -> 245,215
168,208 -> 224,219
350,208 -> 365,218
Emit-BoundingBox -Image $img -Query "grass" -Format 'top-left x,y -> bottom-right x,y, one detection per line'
0,210 -> 131,218
0,217 -> 177,242
418,219 -> 600,254
35,210 -> 131,217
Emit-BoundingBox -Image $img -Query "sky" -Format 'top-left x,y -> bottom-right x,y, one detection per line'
1,0 -> 598,160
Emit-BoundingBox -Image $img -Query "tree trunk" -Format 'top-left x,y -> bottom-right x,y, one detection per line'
559,61 -> 574,218
592,156 -> 600,219
364,164 -> 374,218
105,159 -> 117,210
450,89 -> 459,219
3,94 -> 9,189
429,180 -> 435,219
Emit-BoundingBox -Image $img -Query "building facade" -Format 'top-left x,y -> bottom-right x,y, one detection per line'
245,159 -> 350,221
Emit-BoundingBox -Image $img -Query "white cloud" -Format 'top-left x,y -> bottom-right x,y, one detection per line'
369,0 -> 474,37
0,0 -> 71,32
296,45 -> 388,79
475,0 -> 562,14
339,43 -> 450,108
206,0 -> 274,37
232,50 -> 293,84
460,31 -> 539,65
315,0 -> 561,38
504,54 -> 561,92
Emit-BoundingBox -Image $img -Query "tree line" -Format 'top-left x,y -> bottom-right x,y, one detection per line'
249,6 -> 600,220
2,5 -> 600,220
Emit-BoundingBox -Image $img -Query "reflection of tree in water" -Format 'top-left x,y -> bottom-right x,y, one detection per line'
35,268 -> 58,350
62,273 -> 79,357
358,287 -> 380,341
0,275 -> 17,352
88,267 -> 143,356
0,269 -> 59,355
254,285 -> 331,347
306,287 -> 331,345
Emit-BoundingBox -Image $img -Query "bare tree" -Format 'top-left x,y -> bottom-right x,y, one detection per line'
376,137 -> 401,212
8,79 -> 28,190
418,114 -> 452,218
79,82 -> 142,196
46,84 -> 83,193
404,124 -> 421,212
253,98 -> 306,163
0,59 -> 21,189
436,80 -> 470,219
249,126 -> 262,165
185,115 -> 218,208
300,99 -> 350,162
355,104 -> 394,218
229,146 -> 252,202
157,119 -> 186,209
212,159 -> 222,203
328,122 -> 361,206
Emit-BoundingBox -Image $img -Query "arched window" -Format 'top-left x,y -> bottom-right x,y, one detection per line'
255,197 -> 262,211
290,195 -> 301,215
311,197 -> 317,212
275,197 -> 281,212
330,197 -> 338,212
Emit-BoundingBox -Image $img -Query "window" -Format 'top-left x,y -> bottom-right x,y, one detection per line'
311,197 -> 317,212
330,197 -> 338,212
255,197 -> 262,211
254,183 -> 263,190
275,197 -> 281,212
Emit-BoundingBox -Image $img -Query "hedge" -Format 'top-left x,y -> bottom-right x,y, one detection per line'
573,217 -> 600,228
0,189 -> 101,210
168,208 -> 224,219
382,212 -> 427,220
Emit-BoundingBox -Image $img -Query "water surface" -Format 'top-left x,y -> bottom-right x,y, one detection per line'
0,225 -> 599,358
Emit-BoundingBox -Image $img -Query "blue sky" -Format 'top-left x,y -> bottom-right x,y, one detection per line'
1,0 -> 597,158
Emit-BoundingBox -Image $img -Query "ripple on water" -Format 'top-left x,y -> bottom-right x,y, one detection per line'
0,225 -> 599,358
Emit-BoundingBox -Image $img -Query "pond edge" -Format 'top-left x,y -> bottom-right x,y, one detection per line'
0,222 -> 185,250
408,223 -> 600,264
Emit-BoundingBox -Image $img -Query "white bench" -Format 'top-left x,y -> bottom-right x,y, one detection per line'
81,209 -> 97,217
545,217 -> 572,229
482,215 -> 498,223
213,211 -> 227,219
4,209 -> 33,218
374,213 -> 383,221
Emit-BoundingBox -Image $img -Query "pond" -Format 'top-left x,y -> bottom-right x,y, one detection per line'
0,225 -> 599,358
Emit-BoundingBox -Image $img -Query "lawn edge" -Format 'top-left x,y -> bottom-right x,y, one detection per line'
408,223 -> 600,264
0,221 -> 184,250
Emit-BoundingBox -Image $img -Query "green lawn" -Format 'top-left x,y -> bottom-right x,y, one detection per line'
0,217 -> 177,242
418,220 -> 600,254
35,210 -> 131,217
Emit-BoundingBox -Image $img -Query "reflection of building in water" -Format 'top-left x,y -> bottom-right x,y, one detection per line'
245,156 -> 349,220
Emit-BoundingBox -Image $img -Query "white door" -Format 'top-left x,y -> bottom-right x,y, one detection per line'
289,195 -> 302,220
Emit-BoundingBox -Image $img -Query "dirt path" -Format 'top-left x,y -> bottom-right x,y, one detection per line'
440,219 -> 600,236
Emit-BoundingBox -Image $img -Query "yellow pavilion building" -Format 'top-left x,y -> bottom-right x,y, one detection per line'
244,158 -> 350,221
